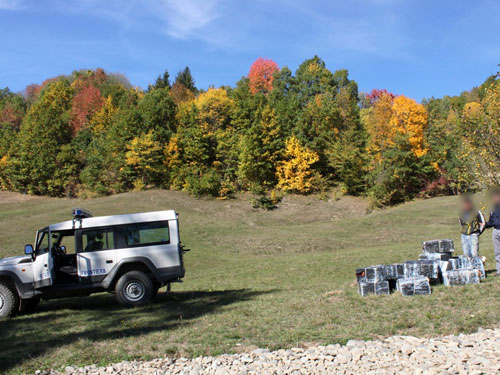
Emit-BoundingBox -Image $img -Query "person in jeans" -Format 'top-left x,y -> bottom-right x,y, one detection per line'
459,195 -> 485,257
486,190 -> 500,276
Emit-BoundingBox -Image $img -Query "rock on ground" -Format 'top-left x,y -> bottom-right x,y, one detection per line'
44,328 -> 500,375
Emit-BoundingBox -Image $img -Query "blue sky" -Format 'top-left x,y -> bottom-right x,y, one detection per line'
0,0 -> 499,101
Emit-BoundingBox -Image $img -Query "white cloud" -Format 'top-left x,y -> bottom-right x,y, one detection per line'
161,0 -> 221,39
0,0 -> 22,10
61,0 -> 223,44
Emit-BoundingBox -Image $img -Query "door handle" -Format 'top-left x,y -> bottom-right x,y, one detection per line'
106,260 -> 113,264
44,264 -> 47,267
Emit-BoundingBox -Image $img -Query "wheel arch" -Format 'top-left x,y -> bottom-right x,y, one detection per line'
0,271 -> 32,299
102,257 -> 161,291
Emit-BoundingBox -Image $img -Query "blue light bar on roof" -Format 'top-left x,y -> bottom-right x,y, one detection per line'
72,208 -> 93,219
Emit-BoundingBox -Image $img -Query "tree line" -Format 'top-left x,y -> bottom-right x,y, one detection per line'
0,57 -> 498,207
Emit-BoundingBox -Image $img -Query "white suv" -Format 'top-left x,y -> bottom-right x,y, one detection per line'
0,209 -> 187,318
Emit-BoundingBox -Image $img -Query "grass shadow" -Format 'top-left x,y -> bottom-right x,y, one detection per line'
0,289 -> 274,373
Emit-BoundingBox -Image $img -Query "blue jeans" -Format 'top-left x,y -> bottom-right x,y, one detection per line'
461,233 -> 479,257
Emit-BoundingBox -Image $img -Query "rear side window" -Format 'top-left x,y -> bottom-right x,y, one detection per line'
82,229 -> 115,252
123,222 -> 169,247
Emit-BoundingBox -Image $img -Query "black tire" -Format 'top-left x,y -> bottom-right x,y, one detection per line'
115,271 -> 154,307
152,286 -> 160,299
0,282 -> 19,319
19,297 -> 41,314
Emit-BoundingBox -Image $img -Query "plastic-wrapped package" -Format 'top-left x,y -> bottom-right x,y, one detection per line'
381,264 -> 397,280
439,239 -> 454,252
355,268 -> 367,283
358,281 -> 375,296
358,280 -> 390,296
397,276 -> 431,296
449,256 -> 477,270
419,252 -> 452,261
422,240 -> 440,253
439,260 -> 450,273
394,263 -> 405,279
448,257 -> 460,270
419,260 -> 440,280
442,269 -> 481,286
404,261 -> 421,278
422,239 -> 454,253
375,280 -> 390,295
364,266 -> 385,282
470,256 -> 486,279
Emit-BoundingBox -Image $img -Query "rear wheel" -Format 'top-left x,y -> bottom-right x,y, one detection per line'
0,282 -> 19,319
115,271 -> 154,307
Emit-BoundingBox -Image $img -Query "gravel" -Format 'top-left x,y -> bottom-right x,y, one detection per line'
42,328 -> 500,375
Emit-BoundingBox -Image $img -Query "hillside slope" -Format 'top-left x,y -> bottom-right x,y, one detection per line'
0,190 -> 499,374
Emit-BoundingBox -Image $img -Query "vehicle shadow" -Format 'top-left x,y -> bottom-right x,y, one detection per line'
0,289 -> 274,373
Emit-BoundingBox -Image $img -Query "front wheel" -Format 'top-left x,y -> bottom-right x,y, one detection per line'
115,271 -> 154,307
0,282 -> 19,319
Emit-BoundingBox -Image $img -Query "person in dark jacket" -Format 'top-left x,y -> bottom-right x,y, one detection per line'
485,190 -> 500,276
459,195 -> 485,257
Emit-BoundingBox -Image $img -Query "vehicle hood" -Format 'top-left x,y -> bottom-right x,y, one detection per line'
0,255 -> 31,266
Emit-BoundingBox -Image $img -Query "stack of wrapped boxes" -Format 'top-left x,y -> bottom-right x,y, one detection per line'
356,239 -> 486,297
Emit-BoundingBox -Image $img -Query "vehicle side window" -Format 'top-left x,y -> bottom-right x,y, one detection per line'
81,229 -> 115,252
123,222 -> 169,247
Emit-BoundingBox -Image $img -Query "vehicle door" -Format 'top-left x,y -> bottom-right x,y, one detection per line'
76,228 -> 117,283
32,230 -> 54,288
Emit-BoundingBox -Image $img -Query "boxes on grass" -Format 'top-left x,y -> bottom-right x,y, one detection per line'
419,260 -> 440,280
404,261 -> 421,278
442,269 -> 481,286
358,280 -> 390,296
422,239 -> 454,254
397,276 -> 431,296
356,266 -> 384,283
419,252 -> 452,261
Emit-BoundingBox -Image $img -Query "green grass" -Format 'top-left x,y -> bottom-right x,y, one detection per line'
1,190 -> 500,374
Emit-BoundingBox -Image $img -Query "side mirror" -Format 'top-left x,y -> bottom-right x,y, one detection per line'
60,245 -> 66,253
24,244 -> 34,255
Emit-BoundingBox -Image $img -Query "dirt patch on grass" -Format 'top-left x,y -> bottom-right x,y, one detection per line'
0,191 -> 47,205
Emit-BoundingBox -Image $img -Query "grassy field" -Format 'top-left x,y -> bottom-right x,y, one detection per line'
1,190 -> 500,374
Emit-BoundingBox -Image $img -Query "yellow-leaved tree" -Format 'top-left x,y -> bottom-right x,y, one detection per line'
194,88 -> 234,133
125,130 -> 163,190
460,82 -> 500,186
89,96 -> 117,135
365,93 -> 395,160
389,95 -> 428,157
276,136 -> 320,193
365,94 -> 428,163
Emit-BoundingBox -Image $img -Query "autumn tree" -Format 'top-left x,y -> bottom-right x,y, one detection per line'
11,80 -> 75,195
70,84 -> 104,132
364,92 -> 434,204
238,106 -> 283,191
458,79 -> 500,186
248,58 -> 279,95
276,136 -> 321,193
125,130 -> 164,190
390,95 -> 428,157
194,88 -> 234,132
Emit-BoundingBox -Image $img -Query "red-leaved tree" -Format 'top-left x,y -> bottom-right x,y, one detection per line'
71,85 -> 104,133
248,57 -> 279,95
366,89 -> 396,105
